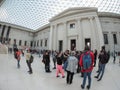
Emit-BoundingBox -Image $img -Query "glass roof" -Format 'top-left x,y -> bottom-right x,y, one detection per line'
0,0 -> 119,30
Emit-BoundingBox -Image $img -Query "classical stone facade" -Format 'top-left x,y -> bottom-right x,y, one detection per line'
49,7 -> 104,51
0,7 -> 120,53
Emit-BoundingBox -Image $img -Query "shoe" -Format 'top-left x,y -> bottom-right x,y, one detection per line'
53,67 -> 56,69
81,85 -> 84,89
96,71 -> 99,73
69,82 -> 72,84
86,85 -> 90,89
66,81 -> 69,84
97,79 -> 101,81
46,71 -> 52,73
94,76 -> 98,78
62,76 -> 65,78
29,72 -> 33,74
56,75 -> 60,77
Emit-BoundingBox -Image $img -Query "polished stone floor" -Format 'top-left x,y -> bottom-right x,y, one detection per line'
0,54 -> 120,90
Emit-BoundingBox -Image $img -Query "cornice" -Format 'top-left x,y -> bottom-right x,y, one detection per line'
98,12 -> 120,19
0,21 -> 34,32
49,7 -> 98,22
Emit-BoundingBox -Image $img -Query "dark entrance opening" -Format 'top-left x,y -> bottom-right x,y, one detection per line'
85,38 -> 91,49
71,39 -> 76,51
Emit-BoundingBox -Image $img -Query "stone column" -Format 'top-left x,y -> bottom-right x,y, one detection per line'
77,19 -> 83,51
49,25 -> 53,50
116,32 -> 120,50
63,22 -> 67,51
6,26 -> 11,43
1,25 -> 6,43
107,32 -> 112,51
94,16 -> 104,50
89,17 -> 97,50
53,25 -> 57,50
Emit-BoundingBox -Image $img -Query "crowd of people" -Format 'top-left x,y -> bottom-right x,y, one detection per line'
12,45 -> 120,90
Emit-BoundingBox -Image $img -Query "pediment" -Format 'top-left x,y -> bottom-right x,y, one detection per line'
50,7 -> 98,22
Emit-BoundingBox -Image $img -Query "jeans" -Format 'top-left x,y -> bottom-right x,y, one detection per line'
97,63 -> 106,80
82,72 -> 92,88
63,61 -> 68,70
17,60 -> 20,68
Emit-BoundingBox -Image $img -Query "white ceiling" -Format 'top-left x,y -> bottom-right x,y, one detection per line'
0,0 -> 119,30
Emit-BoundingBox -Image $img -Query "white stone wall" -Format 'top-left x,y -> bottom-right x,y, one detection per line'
49,8 -> 104,51
34,27 -> 50,50
11,28 -> 33,49
1,8 -> 119,54
0,23 -> 33,50
99,16 -> 120,53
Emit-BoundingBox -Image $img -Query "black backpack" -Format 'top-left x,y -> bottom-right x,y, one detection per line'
29,55 -> 34,63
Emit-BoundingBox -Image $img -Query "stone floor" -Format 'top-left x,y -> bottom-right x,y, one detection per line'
0,54 -> 120,90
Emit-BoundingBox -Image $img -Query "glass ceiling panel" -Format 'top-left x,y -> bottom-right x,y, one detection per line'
0,0 -> 119,30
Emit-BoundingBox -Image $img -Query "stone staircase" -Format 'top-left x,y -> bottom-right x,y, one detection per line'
0,44 -> 8,54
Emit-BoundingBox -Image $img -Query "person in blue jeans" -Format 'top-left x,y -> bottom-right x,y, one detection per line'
94,46 -> 108,81
79,45 -> 94,89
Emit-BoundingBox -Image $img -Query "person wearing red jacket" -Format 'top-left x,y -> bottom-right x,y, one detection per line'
16,48 -> 21,68
79,45 -> 94,89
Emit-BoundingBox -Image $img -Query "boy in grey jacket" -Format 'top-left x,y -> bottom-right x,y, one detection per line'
66,51 -> 78,84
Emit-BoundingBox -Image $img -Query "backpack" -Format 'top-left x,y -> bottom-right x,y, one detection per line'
82,52 -> 92,69
29,55 -> 34,63
104,52 -> 110,63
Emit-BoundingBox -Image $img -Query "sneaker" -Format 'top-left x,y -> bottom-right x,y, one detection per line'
81,85 -> 84,89
29,72 -> 33,74
97,79 -> 101,81
96,71 -> 99,73
56,75 -> 60,77
86,85 -> 90,89
53,67 -> 56,69
94,76 -> 98,78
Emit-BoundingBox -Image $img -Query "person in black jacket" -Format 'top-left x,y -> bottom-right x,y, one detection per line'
43,51 -> 51,73
94,46 -> 108,81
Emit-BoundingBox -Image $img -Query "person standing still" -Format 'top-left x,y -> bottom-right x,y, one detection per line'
80,45 -> 94,89
26,50 -> 33,74
66,51 -> 78,84
94,46 -> 109,81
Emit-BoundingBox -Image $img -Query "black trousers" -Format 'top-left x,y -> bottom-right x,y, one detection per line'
66,71 -> 74,84
26,60 -> 32,73
45,64 -> 50,72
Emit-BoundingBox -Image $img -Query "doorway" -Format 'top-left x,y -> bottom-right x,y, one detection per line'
71,39 -> 76,51
85,38 -> 91,48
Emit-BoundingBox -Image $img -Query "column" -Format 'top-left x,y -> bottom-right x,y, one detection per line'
6,26 -> 11,43
94,16 -> 104,50
116,32 -> 120,50
1,25 -> 6,43
108,32 -> 113,51
89,17 -> 97,50
53,25 -> 57,50
49,25 -> 53,50
63,22 -> 67,51
77,19 -> 83,51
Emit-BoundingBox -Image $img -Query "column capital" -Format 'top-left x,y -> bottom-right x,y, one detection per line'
63,21 -> 67,25
88,16 -> 95,20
